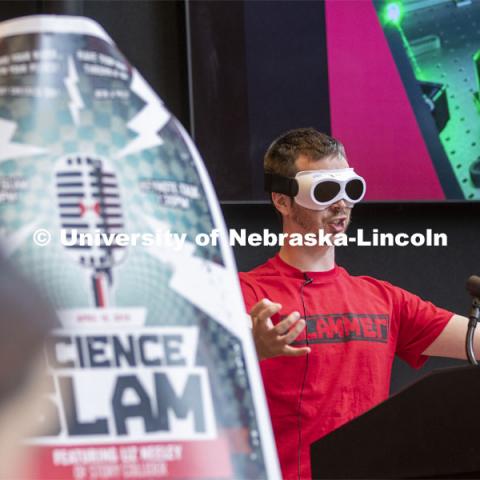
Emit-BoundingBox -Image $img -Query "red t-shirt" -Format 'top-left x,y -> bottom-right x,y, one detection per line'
239,254 -> 452,480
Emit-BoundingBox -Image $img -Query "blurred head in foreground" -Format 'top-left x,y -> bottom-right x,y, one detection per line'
0,252 -> 56,479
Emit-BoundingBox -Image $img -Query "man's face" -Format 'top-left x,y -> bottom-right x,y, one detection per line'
286,154 -> 352,236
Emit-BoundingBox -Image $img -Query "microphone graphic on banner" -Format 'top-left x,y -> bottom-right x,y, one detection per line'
55,154 -> 127,307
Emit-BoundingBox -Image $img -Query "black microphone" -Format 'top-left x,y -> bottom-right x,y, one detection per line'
303,273 -> 313,285
466,275 -> 480,299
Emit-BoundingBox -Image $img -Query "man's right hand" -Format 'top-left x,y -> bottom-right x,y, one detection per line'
249,298 -> 311,360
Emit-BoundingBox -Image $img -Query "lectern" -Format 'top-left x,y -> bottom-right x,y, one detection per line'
311,366 -> 480,479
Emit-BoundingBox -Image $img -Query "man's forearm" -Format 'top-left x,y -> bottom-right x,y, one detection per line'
423,314 -> 474,360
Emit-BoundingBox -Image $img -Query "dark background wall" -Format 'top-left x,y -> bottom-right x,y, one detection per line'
0,1 -> 477,395
187,0 -> 332,200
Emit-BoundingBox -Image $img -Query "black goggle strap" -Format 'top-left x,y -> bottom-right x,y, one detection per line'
264,173 -> 299,197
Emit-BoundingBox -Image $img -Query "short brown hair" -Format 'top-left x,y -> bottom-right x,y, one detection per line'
264,128 -> 345,178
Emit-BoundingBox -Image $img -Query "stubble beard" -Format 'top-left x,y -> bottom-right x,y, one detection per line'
290,202 -> 351,238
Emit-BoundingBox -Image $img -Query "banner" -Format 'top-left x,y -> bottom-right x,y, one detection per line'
0,15 -> 279,479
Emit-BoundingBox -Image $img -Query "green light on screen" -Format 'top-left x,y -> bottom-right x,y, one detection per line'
384,2 -> 403,25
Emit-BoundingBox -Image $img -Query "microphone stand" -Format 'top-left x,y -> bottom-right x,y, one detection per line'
92,269 -> 111,308
466,298 -> 480,366
466,276 -> 480,366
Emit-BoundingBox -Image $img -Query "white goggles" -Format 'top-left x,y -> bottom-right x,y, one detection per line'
265,168 -> 366,211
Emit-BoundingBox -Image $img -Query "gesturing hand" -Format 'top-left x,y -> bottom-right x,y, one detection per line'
249,298 -> 311,360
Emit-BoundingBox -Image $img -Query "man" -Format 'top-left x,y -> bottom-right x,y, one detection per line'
239,128 -> 471,480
